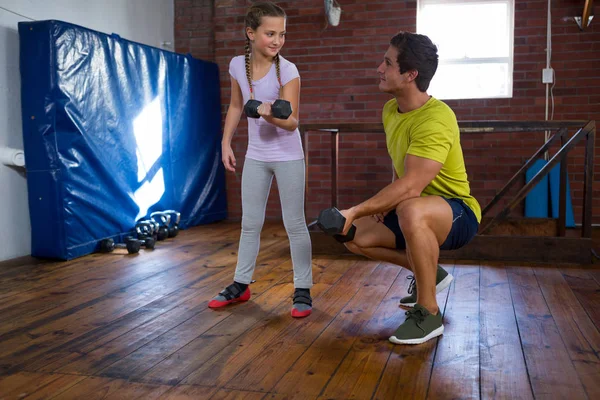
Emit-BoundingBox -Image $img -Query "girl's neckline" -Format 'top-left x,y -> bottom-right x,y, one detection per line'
249,54 -> 277,84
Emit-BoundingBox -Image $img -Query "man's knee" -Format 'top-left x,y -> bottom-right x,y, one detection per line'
349,232 -> 371,249
345,215 -> 398,250
344,241 -> 364,256
396,200 -> 427,236
347,216 -> 380,249
395,197 -> 456,246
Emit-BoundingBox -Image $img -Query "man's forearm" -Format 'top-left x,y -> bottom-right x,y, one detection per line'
351,178 -> 421,219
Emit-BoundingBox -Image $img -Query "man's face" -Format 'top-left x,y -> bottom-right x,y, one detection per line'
377,46 -> 414,94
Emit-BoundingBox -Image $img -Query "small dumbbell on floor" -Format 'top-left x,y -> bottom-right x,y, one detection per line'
244,99 -> 292,120
316,207 -> 357,243
126,235 -> 155,250
98,237 -> 141,254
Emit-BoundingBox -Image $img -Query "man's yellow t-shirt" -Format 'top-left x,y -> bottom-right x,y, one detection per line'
382,96 -> 481,223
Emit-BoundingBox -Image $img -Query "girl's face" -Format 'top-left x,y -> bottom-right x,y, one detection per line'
247,16 -> 286,58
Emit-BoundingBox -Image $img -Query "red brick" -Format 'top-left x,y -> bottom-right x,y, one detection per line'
175,0 -> 600,224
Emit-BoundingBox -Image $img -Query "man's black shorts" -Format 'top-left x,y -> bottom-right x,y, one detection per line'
382,198 -> 479,250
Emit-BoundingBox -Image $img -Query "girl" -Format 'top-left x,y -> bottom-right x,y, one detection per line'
208,2 -> 313,318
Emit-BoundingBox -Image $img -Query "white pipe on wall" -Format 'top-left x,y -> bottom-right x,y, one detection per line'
0,147 -> 25,167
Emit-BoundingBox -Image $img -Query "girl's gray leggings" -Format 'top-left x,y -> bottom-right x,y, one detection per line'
234,157 -> 313,289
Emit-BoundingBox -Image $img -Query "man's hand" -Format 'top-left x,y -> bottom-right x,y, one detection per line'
339,208 -> 357,235
372,210 -> 390,223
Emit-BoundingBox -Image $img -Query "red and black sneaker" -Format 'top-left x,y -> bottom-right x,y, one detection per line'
208,283 -> 251,309
291,288 -> 312,318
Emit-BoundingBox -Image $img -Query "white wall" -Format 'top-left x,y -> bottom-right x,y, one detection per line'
0,0 -> 174,262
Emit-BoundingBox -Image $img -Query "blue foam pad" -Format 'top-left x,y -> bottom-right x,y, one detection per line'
524,158 -> 549,218
19,20 -> 227,259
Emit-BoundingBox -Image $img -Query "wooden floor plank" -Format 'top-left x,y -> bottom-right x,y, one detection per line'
590,270 -> 600,286
0,227 -> 287,373
48,376 -> 173,400
315,266 -> 413,400
26,228 -> 290,373
479,264 -> 533,399
0,256 -> 46,280
1,222 -> 600,400
221,261 -> 380,393
18,374 -> 87,400
428,264 -> 481,399
108,261 -> 299,385
372,264 -> 455,400
30,287 -> 213,374
98,279 -> 294,382
0,222 -> 244,320
137,259 -> 373,387
37,238 -> 294,375
0,223 -> 254,331
0,223 -> 241,310
507,266 -> 588,399
180,256 -> 349,388
0,262 -> 224,370
156,384 -> 218,400
0,237 -> 234,340
0,371 -> 86,400
561,268 -> 600,331
210,389 -> 267,400
534,266 -> 600,398
271,263 -> 400,399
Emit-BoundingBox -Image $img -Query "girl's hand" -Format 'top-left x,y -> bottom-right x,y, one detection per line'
222,145 -> 236,172
257,102 -> 272,118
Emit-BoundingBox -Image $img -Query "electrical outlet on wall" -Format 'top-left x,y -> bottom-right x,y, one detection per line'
542,68 -> 554,84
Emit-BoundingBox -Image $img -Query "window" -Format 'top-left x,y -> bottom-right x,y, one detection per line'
417,0 -> 515,100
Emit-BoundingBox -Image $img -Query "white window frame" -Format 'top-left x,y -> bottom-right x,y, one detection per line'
416,0 -> 515,100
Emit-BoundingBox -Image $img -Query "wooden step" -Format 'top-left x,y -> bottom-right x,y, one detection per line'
309,218 -> 594,264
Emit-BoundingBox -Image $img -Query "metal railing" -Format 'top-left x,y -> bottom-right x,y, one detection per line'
300,120 -> 595,241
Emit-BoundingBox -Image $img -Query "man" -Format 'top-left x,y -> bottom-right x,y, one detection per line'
340,32 -> 481,345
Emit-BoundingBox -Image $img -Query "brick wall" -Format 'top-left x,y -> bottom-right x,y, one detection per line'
176,0 -> 600,225
175,0 -> 214,61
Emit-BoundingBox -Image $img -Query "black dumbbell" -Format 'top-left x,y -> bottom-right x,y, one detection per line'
316,207 -> 356,243
244,99 -> 292,119
126,235 -> 155,250
272,100 -> 292,119
98,237 -> 141,254
150,212 -> 170,241
163,209 -> 181,238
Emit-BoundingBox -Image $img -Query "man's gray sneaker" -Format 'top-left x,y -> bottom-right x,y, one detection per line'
389,303 -> 444,345
399,265 -> 453,307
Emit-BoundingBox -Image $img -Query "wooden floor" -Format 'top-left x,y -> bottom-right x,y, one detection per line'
0,222 -> 599,400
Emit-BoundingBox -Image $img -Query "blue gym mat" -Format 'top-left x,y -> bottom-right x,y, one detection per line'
19,20 -> 227,259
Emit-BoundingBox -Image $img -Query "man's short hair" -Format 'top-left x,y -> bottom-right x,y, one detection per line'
390,32 -> 439,92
